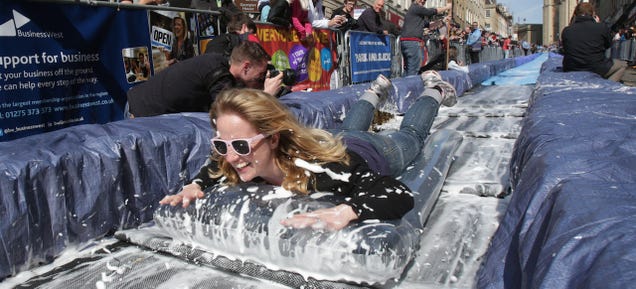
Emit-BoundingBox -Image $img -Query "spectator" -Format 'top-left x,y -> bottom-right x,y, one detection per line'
399,0 -> 451,76
211,0 -> 243,34
127,42 -> 283,118
466,22 -> 482,64
308,0 -> 345,29
331,0 -> 357,32
502,36 -> 511,59
291,0 -> 314,43
355,0 -> 388,35
246,20 -> 260,44
488,32 -> 498,46
259,0 -> 271,21
521,40 -> 530,55
205,14 -> 255,59
166,16 -> 195,65
561,2 -> 627,82
449,24 -> 462,42
160,71 -> 458,230
267,0 -> 292,27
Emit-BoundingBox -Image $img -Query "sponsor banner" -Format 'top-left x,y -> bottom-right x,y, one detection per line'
0,2 -> 150,142
348,31 -> 392,84
256,23 -> 337,92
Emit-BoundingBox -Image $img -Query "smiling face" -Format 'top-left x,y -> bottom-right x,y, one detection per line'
173,17 -> 185,38
343,0 -> 355,13
373,0 -> 384,13
215,111 -> 282,184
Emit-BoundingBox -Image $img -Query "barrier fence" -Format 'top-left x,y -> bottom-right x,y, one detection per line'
611,39 -> 636,62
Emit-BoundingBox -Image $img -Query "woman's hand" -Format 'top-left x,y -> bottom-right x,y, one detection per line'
159,183 -> 204,208
280,204 -> 359,231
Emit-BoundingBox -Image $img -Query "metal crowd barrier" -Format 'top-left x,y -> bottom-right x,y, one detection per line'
340,30 -> 399,85
449,41 -> 518,65
479,46 -> 504,62
612,39 -> 636,62
394,36 -> 444,75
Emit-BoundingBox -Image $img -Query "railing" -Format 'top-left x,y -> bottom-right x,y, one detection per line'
611,39 -> 636,62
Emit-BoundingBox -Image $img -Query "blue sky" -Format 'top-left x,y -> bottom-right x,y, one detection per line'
496,0 -> 543,24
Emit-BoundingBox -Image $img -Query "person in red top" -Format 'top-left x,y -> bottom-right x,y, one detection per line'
205,14 -> 261,59
246,21 -> 261,44
502,36 -> 511,59
290,0 -> 313,44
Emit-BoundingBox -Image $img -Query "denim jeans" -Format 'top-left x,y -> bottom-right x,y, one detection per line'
401,40 -> 424,76
330,91 -> 439,176
124,101 -> 134,119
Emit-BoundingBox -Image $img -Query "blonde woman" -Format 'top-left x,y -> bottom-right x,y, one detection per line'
160,72 -> 457,230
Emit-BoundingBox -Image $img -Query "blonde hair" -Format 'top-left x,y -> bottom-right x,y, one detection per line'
208,88 -> 349,194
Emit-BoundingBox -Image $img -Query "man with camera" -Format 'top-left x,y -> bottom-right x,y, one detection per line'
127,42 -> 283,118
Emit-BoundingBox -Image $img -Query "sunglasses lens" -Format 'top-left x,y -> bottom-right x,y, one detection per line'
212,140 -> 228,155
231,140 -> 251,155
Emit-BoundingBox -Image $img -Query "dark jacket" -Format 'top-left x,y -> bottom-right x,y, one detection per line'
561,15 -> 613,76
205,32 -> 242,59
330,6 -> 357,32
191,150 -> 414,221
355,8 -> 384,34
127,53 -> 237,117
267,0 -> 291,27
400,4 -> 437,39
169,36 -> 195,62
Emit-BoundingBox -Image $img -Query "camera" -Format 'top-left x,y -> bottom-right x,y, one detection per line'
268,64 -> 297,87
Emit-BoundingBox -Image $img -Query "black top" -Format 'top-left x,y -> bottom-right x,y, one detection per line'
205,33 -> 242,59
355,8 -> 383,34
331,6 -> 357,31
267,0 -> 291,27
190,150 -> 414,221
169,36 -> 195,62
561,15 -> 613,76
127,53 -> 237,117
400,4 -> 437,39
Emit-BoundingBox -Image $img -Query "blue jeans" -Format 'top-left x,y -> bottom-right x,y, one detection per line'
124,101 -> 134,118
331,91 -> 439,176
401,40 -> 424,76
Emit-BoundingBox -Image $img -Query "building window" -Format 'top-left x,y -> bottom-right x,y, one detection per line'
486,10 -> 490,18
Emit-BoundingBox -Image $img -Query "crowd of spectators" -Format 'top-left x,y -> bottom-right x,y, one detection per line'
613,26 -> 636,42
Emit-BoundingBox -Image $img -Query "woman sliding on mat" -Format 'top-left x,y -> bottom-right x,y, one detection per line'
160,71 -> 457,231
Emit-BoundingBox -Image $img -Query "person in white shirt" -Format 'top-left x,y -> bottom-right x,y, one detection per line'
308,0 -> 345,29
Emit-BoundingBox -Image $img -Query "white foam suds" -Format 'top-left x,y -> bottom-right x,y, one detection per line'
294,159 -> 351,182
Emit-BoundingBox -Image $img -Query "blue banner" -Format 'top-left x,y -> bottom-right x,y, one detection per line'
0,1 -> 150,141
348,31 -> 391,84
